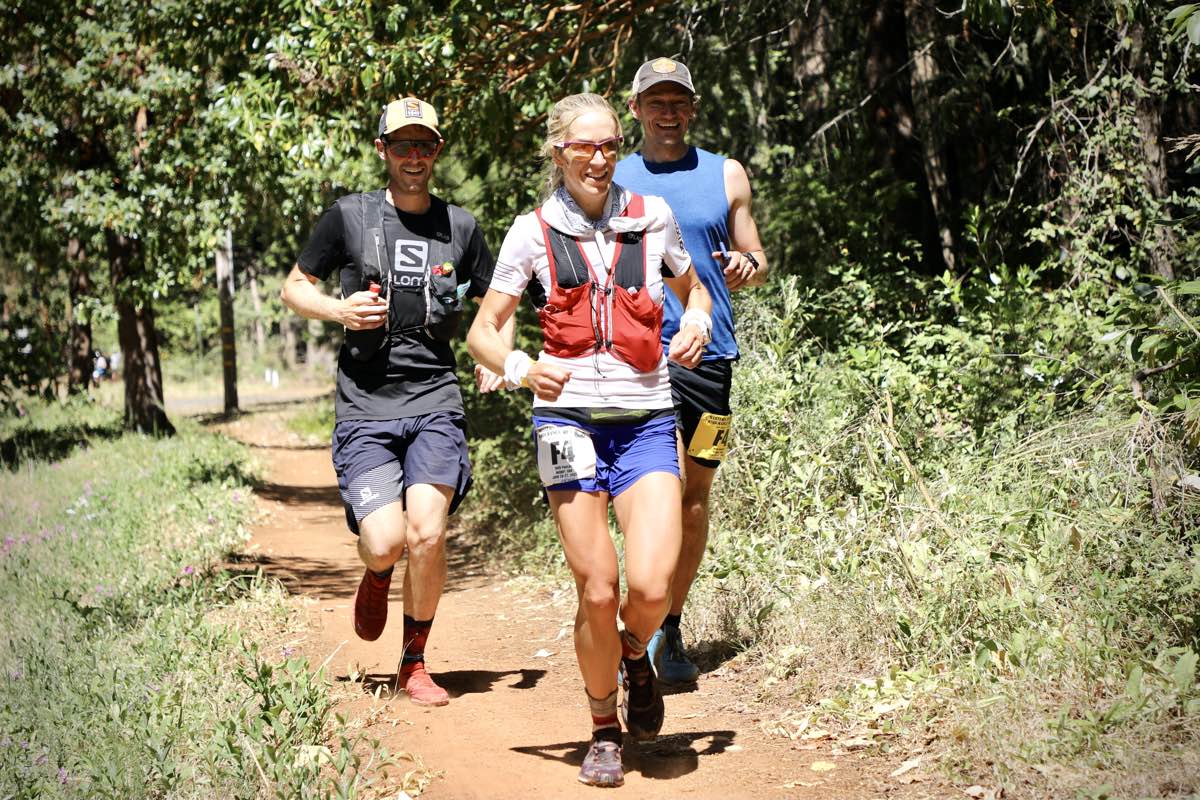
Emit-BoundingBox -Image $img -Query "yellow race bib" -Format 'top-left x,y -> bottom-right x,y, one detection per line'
687,413 -> 732,462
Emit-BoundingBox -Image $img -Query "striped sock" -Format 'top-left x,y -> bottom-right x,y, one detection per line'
587,689 -> 620,734
620,628 -> 649,661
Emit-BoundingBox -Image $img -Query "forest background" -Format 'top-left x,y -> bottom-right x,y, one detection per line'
2,0 -> 1199,797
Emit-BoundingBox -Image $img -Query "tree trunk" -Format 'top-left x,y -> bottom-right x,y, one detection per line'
246,263 -> 266,359
66,237 -> 93,394
1129,15 -> 1175,280
282,315 -> 299,370
789,2 -> 831,121
215,227 -> 239,414
108,230 -> 174,435
864,0 -> 928,256
903,0 -> 956,273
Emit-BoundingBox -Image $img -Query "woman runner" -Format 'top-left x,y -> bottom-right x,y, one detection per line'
468,93 -> 712,787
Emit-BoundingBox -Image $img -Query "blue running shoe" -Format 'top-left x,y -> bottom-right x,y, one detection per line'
648,625 -> 700,685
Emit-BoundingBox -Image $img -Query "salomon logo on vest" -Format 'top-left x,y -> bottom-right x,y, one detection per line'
393,240 -> 428,288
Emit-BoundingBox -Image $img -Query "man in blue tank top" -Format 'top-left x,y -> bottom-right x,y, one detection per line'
614,57 -> 769,685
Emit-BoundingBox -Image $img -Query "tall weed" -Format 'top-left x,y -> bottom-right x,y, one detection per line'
0,411 -> 385,798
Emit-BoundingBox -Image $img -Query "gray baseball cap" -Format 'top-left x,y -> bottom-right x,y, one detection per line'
630,57 -> 696,97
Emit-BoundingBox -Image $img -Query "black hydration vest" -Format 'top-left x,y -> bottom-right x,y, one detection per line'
336,190 -> 464,361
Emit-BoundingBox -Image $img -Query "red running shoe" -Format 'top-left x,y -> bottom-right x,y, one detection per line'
353,569 -> 391,641
400,661 -> 449,706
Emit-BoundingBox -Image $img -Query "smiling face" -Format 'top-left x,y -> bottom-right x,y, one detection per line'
630,82 -> 695,160
375,123 -> 443,202
554,110 -> 620,217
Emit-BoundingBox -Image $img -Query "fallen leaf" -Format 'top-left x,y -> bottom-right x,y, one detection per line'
801,728 -> 831,740
963,786 -> 1002,799
780,780 -> 822,788
810,760 -> 837,772
532,649 -> 555,658
839,737 -> 874,750
725,744 -> 743,752
872,699 -> 910,715
890,758 -> 921,778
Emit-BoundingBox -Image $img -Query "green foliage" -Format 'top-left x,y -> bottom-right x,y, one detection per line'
679,277 -> 1200,795
0,406 -> 379,797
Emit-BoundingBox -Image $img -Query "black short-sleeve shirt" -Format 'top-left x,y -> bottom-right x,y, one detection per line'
298,193 -> 494,422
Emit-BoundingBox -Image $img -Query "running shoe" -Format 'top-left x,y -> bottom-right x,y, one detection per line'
619,654 -> 664,741
353,568 -> 391,641
400,661 -> 450,706
578,729 -> 624,787
648,624 -> 700,685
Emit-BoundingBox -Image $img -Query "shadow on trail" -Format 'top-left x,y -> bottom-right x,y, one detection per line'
222,551 -> 361,597
224,535 -> 491,600
244,441 -> 329,452
511,729 -> 736,780
0,418 -> 125,470
189,391 -> 333,423
256,481 -> 343,506
339,667 -> 547,699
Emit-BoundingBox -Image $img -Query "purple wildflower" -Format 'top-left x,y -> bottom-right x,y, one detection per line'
182,565 -> 195,576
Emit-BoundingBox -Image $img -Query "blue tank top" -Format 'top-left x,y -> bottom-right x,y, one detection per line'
614,146 -> 736,361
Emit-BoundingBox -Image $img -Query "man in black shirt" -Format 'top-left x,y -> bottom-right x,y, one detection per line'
282,97 -> 502,706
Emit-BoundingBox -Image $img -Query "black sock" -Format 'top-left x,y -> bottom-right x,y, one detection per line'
663,613 -> 682,630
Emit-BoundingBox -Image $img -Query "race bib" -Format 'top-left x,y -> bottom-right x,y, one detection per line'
536,425 -> 597,486
687,412 -> 732,462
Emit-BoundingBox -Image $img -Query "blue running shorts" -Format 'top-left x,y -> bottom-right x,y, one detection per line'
531,413 -> 679,497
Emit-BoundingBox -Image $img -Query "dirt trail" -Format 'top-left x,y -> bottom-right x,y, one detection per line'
220,407 -> 944,799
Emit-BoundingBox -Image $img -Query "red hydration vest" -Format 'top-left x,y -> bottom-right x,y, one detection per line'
533,194 -> 663,373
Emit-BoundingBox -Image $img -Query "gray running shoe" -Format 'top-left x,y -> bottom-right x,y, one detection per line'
578,730 -> 624,787
619,655 -> 664,741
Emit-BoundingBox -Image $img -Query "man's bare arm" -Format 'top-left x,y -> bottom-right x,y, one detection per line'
280,264 -> 387,330
721,158 -> 769,291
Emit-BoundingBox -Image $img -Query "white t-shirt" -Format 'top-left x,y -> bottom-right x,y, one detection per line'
491,193 -> 693,409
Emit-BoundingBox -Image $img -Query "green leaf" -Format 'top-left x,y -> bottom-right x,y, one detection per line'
1175,280 -> 1200,295
1165,4 -> 1197,23
1172,650 -> 1198,694
1124,665 -> 1143,698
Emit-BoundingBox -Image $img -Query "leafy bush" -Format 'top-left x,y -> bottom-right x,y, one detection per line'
0,410 -> 383,798
685,276 -> 1200,796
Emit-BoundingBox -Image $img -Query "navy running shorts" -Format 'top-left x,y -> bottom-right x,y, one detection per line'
531,413 -> 679,497
331,411 -> 472,534
669,359 -> 734,469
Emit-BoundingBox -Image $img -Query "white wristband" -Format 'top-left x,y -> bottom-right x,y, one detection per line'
503,350 -> 533,388
679,308 -> 712,344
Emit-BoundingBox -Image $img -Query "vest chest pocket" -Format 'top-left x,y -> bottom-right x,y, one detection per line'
426,260 -> 464,342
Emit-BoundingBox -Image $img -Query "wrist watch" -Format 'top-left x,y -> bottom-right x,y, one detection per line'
742,251 -> 759,269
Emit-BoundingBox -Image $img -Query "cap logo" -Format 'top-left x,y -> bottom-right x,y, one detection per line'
651,58 -> 677,74
403,98 -> 423,118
